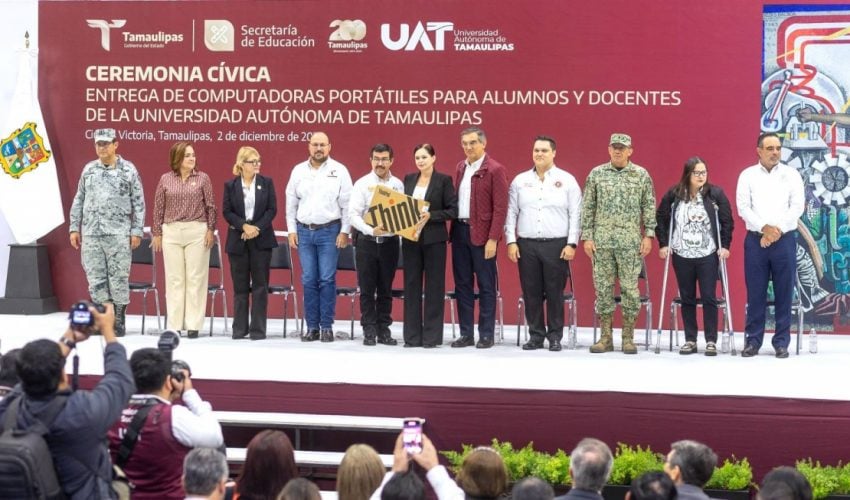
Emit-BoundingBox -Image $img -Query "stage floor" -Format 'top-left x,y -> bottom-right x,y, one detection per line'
1,312 -> 846,402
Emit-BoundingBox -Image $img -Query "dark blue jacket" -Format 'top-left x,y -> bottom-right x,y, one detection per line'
0,342 -> 134,499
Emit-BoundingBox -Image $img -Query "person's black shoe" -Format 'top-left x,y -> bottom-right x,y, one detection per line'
451,336 -> 475,348
476,339 -> 494,349
320,329 -> 334,342
301,329 -> 320,342
377,336 -> 398,346
187,330 -> 199,339
741,344 -> 759,357
775,346 -> 789,358
363,337 -> 377,346
403,343 -> 421,348
232,332 -> 248,340
250,334 -> 266,341
522,341 -> 543,351
549,342 -> 562,352
423,343 -> 438,349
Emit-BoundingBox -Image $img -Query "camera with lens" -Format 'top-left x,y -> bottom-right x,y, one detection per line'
157,330 -> 192,383
68,301 -> 106,332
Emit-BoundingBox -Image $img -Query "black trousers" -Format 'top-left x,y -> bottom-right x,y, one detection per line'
355,236 -> 400,339
672,253 -> 719,342
228,239 -> 272,338
517,238 -> 569,343
402,240 -> 447,346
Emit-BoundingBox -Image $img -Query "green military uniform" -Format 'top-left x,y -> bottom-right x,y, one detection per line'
69,152 -> 145,334
581,134 -> 656,353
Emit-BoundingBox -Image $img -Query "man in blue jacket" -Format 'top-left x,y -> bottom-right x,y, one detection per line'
0,304 -> 135,499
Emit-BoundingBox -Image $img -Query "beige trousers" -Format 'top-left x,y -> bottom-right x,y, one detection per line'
162,221 -> 210,331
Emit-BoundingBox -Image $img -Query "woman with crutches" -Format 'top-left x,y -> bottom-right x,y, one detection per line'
656,157 -> 734,355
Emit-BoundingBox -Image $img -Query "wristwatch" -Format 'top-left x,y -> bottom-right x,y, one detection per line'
568,243 -> 577,249
58,336 -> 76,351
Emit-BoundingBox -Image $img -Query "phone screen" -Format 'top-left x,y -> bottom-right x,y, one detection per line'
402,419 -> 423,454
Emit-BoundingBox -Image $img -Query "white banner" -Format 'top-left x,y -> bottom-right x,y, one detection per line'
0,45 -> 64,246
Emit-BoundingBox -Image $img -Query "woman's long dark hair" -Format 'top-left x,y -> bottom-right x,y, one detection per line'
673,156 -> 713,201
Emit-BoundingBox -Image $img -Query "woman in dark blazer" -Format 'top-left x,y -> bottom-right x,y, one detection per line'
402,144 -> 458,348
222,146 -> 278,340
656,156 -> 733,356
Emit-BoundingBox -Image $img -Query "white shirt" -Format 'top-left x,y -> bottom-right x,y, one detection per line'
348,171 -> 405,236
369,466 -> 464,500
505,165 -> 582,244
736,162 -> 804,233
241,176 -> 256,221
285,157 -> 353,233
671,194 -> 716,258
131,389 -> 224,448
457,155 -> 485,219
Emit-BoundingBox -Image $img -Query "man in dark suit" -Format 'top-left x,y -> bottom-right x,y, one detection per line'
223,147 -> 278,340
663,440 -> 716,500
555,438 -> 613,500
450,127 -> 509,349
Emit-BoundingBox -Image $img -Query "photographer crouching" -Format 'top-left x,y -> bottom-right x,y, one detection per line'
0,302 -> 135,499
107,331 -> 224,500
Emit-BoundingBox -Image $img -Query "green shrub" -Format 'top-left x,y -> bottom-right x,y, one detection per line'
796,459 -> 850,499
607,443 -> 665,485
440,439 -> 571,485
705,456 -> 752,491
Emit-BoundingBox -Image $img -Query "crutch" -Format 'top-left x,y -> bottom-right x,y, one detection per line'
655,202 -> 676,354
715,204 -> 737,355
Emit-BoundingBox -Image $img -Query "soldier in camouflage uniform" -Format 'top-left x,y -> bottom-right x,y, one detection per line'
69,128 -> 146,336
580,133 -> 656,354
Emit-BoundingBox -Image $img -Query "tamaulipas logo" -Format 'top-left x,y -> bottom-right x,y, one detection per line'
86,19 -> 127,50
0,122 -> 51,179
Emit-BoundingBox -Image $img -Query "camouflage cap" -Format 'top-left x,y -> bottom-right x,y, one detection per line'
93,128 -> 116,143
609,133 -> 632,147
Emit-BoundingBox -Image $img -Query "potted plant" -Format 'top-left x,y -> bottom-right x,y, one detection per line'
704,456 -> 753,500
603,443 -> 665,500
796,459 -> 850,499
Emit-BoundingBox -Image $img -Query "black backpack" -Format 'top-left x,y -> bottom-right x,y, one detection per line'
0,394 -> 69,500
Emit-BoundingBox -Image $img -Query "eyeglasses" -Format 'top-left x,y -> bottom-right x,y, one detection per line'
244,159 -> 261,166
692,171 -> 707,177
371,157 -> 392,164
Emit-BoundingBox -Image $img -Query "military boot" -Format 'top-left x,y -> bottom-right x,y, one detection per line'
114,303 -> 127,337
622,317 -> 638,354
590,315 -> 614,353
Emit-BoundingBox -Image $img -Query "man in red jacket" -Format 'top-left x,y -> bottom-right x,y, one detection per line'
451,127 -> 509,349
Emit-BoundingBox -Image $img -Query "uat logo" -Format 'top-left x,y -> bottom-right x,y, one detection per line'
380,21 -> 453,51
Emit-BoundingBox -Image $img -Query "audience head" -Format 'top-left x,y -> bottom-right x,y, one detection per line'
758,466 -> 813,500
0,348 -> 21,389
337,444 -> 386,500
277,478 -> 321,500
455,446 -> 509,499
182,448 -> 229,499
664,440 -> 717,487
238,430 -> 298,500
511,476 -> 555,500
628,471 -> 677,500
569,438 -> 613,493
129,348 -> 171,394
380,471 -> 424,500
17,339 -> 64,397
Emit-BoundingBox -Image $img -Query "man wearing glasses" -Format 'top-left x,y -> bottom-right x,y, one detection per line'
348,144 -> 404,346
69,128 -> 145,336
450,127 -> 509,349
285,131 -> 353,342
736,132 -> 804,358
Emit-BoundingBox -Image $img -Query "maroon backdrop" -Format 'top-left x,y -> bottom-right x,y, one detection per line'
36,0 -> 849,331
